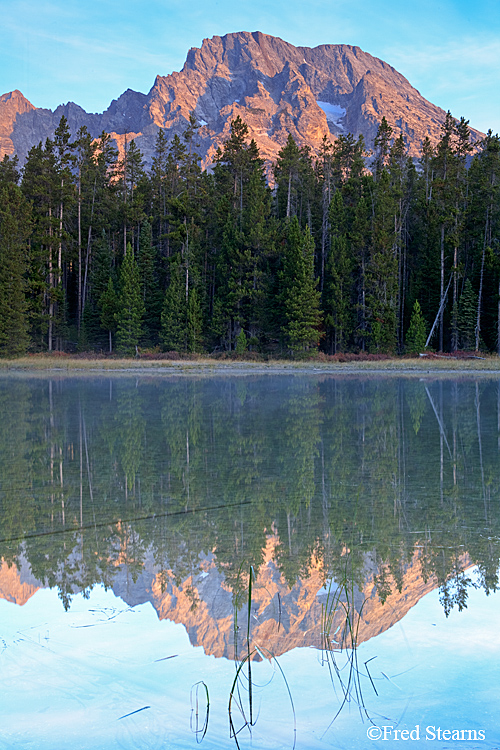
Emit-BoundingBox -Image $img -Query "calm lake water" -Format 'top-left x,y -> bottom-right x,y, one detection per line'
0,373 -> 499,749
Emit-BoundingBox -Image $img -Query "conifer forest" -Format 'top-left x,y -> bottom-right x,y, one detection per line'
1,111 -> 499,358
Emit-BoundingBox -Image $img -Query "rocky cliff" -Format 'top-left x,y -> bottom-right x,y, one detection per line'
0,32 -> 484,169
1,535 -> 458,661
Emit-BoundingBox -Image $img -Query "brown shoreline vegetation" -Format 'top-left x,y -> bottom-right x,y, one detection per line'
1,350 -> 499,373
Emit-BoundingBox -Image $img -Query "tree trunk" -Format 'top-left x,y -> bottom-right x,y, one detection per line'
48,206 -> 53,352
123,134 -> 128,256
82,224 -> 92,316
58,185 -> 63,274
451,242 -> 458,350
82,177 -> 96,317
58,183 -> 64,350
476,207 -> 488,351
320,165 -> 330,293
184,218 -> 189,303
439,224 -> 445,351
78,169 -> 82,331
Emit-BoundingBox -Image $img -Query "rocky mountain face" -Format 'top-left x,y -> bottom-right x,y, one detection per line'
1,536 -> 460,660
0,31 -> 483,169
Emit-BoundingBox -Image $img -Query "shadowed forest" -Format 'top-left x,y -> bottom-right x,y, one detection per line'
0,113 -> 499,357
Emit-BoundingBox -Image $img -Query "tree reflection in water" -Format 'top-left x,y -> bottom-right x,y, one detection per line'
0,373 -> 499,645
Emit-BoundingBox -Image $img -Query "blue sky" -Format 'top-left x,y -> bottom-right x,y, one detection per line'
3,579 -> 500,747
1,0 -> 499,134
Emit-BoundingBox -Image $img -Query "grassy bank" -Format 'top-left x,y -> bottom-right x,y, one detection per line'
1,352 -> 500,374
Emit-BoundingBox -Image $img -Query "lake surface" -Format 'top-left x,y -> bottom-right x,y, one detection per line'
0,373 -> 499,749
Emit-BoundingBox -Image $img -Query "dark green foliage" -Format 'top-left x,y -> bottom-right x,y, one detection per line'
367,169 -> 399,352
281,218 -> 322,354
119,138 -> 146,254
0,111 -> 494,357
405,300 -> 427,354
100,277 -> 119,352
21,139 -> 60,349
137,220 -> 161,345
458,279 -> 478,350
186,286 -> 203,353
324,190 -> 353,352
211,118 -> 273,349
466,131 -> 500,352
116,243 -> 145,354
0,154 -> 20,187
373,116 -> 393,181
161,255 -> 186,351
0,184 -> 31,355
235,328 -> 248,355
274,135 -> 316,226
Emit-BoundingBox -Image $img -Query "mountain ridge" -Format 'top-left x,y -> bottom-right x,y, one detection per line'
0,31 -> 484,168
0,541 -> 458,660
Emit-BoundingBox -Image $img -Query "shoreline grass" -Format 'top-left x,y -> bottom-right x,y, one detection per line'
1,352 -> 500,375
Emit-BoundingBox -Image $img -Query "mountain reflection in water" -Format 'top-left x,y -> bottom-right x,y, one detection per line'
0,373 -> 499,747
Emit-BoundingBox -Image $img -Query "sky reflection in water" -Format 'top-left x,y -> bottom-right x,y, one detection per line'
1,581 -> 499,749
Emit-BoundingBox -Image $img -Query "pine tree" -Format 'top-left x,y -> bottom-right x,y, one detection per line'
235,328 -> 248,355
467,131 -> 500,352
116,243 -> 145,354
72,128 -> 119,335
388,134 -> 414,349
157,116 -> 206,349
324,190 -> 353,352
137,220 -> 161,345
405,300 -> 427,354
0,184 -> 31,356
367,169 -> 398,352
317,135 -> 334,291
349,193 -> 371,350
72,125 -> 95,330
0,155 -> 20,187
274,135 -> 303,220
161,255 -> 186,351
281,218 -> 322,354
373,116 -> 393,181
82,229 -> 116,348
21,139 -> 60,350
429,112 -> 472,350
331,133 -> 366,189
119,138 -> 146,255
214,117 -> 253,216
180,112 -> 202,197
52,115 -> 75,350
458,279 -> 478,350
274,135 -> 316,226
150,128 -> 175,258
100,277 -> 119,353
186,286 -> 203,353
239,166 -> 274,343
212,119 -> 272,349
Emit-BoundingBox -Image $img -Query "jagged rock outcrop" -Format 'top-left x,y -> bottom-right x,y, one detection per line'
145,538 -> 445,660
1,537 -> 461,662
0,32 -> 484,170
0,90 -> 36,158
0,557 -> 40,606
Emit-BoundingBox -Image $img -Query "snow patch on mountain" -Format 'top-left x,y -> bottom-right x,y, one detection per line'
316,101 -> 346,130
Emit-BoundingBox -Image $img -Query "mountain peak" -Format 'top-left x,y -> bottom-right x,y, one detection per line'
0,32 -> 484,166
0,89 -> 33,105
